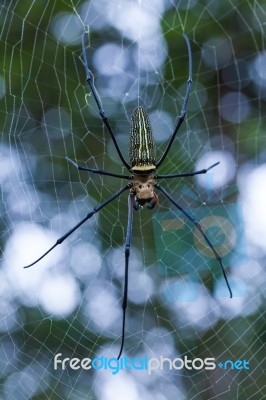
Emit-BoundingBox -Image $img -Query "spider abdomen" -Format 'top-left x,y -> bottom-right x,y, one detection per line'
129,107 -> 156,173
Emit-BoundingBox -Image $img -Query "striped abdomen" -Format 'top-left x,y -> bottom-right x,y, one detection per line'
129,107 -> 156,173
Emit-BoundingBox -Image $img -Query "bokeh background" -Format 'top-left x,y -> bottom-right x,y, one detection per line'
0,0 -> 266,399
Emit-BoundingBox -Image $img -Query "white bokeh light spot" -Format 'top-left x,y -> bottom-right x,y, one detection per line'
70,242 -> 102,279
239,164 -> 266,249
220,92 -> 250,123
38,274 -> 81,317
196,150 -> 236,189
3,223 -> 66,306
93,43 -> 128,76
202,37 -> 232,69
7,223 -> 63,270
84,285 -> 120,331
107,2 -> 160,41
128,271 -> 154,304
97,372 -> 140,400
253,51 -> 266,86
50,12 -> 83,44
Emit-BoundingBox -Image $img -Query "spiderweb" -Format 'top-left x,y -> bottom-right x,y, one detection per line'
0,0 -> 266,399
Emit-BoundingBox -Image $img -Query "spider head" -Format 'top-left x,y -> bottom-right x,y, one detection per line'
132,175 -> 158,210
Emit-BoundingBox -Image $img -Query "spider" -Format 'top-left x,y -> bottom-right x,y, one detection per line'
24,32 -> 232,359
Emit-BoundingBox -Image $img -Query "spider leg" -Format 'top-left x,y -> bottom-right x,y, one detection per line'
156,34 -> 192,168
117,192 -> 134,360
155,161 -> 220,179
81,33 -> 131,171
23,183 -> 132,269
66,157 -> 131,179
155,184 -> 233,298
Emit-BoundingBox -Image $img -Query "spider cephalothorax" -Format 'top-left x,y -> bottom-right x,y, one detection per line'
132,174 -> 158,210
24,31 -> 232,362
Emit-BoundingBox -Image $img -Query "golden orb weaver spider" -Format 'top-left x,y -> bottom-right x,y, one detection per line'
24,32 -> 232,359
